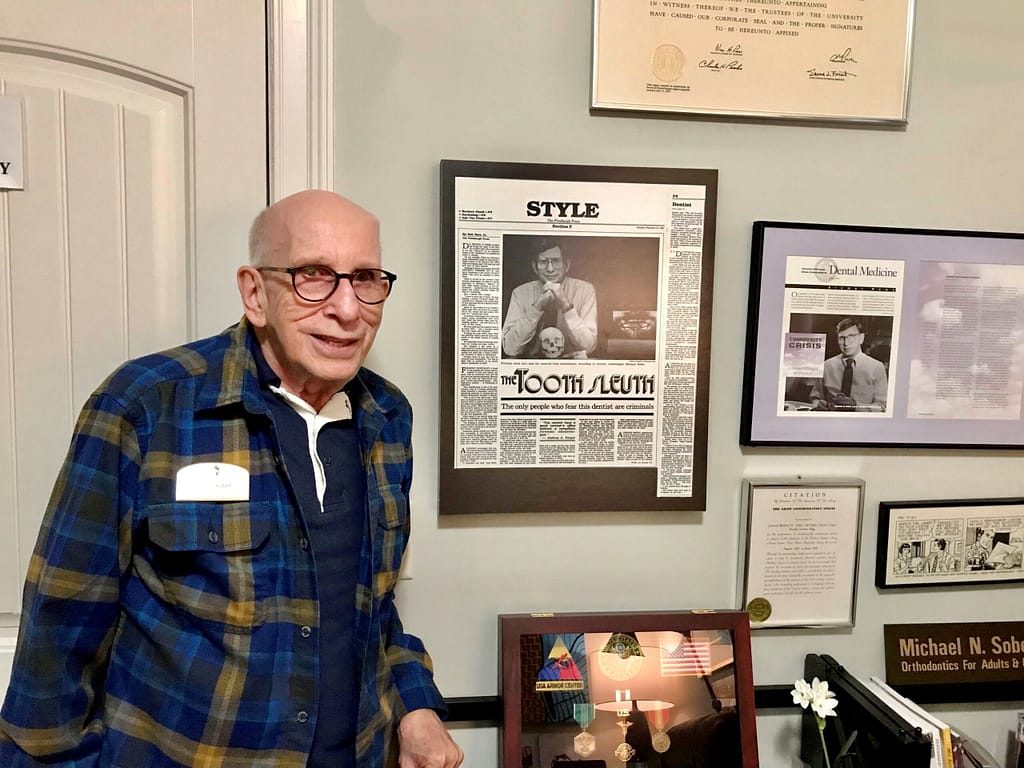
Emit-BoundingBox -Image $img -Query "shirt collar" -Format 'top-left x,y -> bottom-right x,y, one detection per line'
248,323 -> 355,418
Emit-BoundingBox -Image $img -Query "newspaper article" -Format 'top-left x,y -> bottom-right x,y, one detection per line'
777,254 -> 903,417
907,261 -> 1024,420
453,175 -> 709,498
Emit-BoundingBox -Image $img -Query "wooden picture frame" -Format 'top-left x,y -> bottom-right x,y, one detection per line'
498,610 -> 758,768
440,160 -> 717,513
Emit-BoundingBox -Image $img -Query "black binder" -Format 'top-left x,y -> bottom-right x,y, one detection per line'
800,654 -> 932,768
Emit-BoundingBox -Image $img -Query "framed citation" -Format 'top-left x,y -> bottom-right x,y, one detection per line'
739,478 -> 863,629
592,0 -> 915,124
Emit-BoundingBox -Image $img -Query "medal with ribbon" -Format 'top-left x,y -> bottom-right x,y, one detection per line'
572,702 -> 597,757
644,704 -> 672,753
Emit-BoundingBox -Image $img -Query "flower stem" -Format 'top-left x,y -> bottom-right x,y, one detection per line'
816,715 -> 831,768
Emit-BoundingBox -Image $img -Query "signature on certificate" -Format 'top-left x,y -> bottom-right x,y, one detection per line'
806,68 -> 857,81
700,58 -> 743,72
829,47 -> 858,64
712,42 -> 743,56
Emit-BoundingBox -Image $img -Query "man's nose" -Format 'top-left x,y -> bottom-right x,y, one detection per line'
322,278 -> 362,319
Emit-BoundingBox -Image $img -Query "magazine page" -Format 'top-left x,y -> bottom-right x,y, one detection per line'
778,254 -> 903,417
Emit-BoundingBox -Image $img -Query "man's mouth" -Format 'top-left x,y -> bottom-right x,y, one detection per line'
312,333 -> 355,349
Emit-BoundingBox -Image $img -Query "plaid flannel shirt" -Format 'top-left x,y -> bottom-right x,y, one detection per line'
0,320 -> 444,767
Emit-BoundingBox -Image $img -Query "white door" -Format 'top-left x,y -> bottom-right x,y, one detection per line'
0,0 -> 268,676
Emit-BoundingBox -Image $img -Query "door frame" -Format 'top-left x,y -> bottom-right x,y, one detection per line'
268,0 -> 334,201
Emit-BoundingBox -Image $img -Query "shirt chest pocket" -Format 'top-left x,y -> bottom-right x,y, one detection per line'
371,484 -> 409,598
146,501 -> 272,632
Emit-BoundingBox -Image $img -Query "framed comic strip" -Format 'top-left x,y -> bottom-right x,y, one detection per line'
740,221 -> 1024,447
499,611 -> 759,768
876,497 -> 1024,589
439,160 -> 717,514
739,478 -> 863,628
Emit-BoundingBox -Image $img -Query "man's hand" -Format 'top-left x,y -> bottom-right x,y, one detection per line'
541,281 -> 573,311
398,708 -> 464,768
829,392 -> 857,410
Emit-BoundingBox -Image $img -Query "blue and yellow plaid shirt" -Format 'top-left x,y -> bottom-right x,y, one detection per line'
0,320 -> 445,767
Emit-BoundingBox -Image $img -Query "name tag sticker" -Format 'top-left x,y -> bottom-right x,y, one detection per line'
175,462 -> 249,501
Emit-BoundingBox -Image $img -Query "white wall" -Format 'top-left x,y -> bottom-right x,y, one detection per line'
333,2 -> 1024,766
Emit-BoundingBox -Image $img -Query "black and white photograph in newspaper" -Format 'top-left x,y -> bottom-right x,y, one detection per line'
500,234 -> 659,362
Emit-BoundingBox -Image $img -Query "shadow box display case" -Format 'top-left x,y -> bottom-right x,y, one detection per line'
499,611 -> 758,768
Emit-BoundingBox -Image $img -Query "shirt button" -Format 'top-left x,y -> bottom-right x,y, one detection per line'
299,537 -> 309,550
296,711 -> 309,724
323,455 -> 332,465
300,625 -> 311,638
208,530 -> 219,544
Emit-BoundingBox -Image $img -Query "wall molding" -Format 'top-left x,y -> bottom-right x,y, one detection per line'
267,0 -> 334,201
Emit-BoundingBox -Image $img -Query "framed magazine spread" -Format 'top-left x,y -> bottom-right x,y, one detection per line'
739,478 -> 863,628
499,611 -> 759,768
439,160 -> 717,514
740,221 -> 1024,448
876,497 -> 1024,589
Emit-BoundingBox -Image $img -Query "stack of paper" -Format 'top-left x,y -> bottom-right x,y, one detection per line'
863,676 -> 949,768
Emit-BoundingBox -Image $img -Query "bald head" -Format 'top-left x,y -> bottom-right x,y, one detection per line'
237,189 -> 386,410
249,190 -> 380,267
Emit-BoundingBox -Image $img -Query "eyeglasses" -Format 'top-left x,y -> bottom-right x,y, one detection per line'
257,265 -> 397,304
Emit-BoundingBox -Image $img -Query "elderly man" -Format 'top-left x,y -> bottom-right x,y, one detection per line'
501,239 -> 598,359
0,191 -> 463,768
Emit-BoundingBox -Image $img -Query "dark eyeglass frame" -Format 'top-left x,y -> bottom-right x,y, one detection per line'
256,265 -> 397,304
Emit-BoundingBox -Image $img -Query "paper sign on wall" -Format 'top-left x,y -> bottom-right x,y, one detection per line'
0,96 -> 25,190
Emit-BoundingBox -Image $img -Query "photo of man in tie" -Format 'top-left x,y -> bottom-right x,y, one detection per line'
809,317 -> 889,412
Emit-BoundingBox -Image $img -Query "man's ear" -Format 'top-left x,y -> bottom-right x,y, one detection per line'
237,266 -> 267,327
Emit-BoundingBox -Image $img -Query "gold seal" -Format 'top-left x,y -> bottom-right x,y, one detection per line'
747,597 -> 772,623
651,44 -> 685,82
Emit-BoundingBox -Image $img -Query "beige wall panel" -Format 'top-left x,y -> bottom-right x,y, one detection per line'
124,108 -> 189,357
3,81 -> 73,594
64,92 -> 128,409
0,1 -> 194,84
0,59 -> 191,605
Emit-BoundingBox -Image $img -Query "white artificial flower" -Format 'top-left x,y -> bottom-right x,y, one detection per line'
791,677 -> 838,718
791,677 -> 814,709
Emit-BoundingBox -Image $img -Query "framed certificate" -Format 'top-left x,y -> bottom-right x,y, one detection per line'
739,478 -> 863,629
592,0 -> 915,124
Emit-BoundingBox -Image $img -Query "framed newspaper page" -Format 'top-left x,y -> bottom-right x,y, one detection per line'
439,160 -> 717,514
876,497 -> 1024,589
591,0 -> 915,125
740,221 -> 1024,448
499,610 -> 759,768
738,478 -> 863,629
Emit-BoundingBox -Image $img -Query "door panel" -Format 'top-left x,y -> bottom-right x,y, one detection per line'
0,2 -> 267,635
